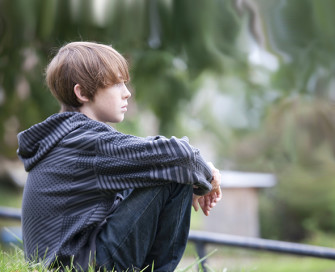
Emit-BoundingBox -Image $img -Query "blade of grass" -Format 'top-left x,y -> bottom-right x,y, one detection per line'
177,249 -> 218,272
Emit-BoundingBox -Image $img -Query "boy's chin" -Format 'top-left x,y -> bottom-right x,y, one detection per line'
109,116 -> 125,123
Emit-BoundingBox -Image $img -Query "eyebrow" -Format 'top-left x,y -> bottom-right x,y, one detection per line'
118,75 -> 129,83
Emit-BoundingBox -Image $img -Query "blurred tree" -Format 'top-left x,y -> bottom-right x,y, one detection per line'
1,0 -> 335,242
208,0 -> 335,242
0,0 -> 245,158
232,96 -> 335,240
258,0 -> 335,97
251,0 -> 335,241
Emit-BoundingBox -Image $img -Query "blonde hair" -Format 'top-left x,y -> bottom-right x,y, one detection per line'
45,41 -> 129,111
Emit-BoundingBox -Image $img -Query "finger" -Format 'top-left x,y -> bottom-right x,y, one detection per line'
210,195 -> 217,208
212,192 -> 217,202
192,200 -> 199,211
198,196 -> 204,208
206,195 -> 213,210
199,197 -> 210,216
201,205 -> 209,216
205,195 -> 211,207
216,188 -> 223,201
212,170 -> 221,186
192,195 -> 200,211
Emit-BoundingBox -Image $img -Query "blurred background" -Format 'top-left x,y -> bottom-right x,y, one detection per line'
1,0 -> 335,270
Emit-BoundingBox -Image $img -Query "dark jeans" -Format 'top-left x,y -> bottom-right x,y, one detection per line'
95,183 -> 193,272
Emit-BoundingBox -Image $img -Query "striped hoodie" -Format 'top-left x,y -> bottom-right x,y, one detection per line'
17,112 -> 212,270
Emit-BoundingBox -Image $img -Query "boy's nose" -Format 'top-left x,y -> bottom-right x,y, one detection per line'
124,87 -> 131,99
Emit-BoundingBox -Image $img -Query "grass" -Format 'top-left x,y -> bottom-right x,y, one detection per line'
1,187 -> 335,271
182,207 -> 335,271
1,245 -> 335,272
1,229 -> 335,272
0,183 -> 23,208
0,245 -> 214,272
0,246 -> 152,272
179,243 -> 335,272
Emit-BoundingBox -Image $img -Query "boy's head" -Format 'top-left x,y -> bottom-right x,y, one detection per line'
45,41 -> 129,111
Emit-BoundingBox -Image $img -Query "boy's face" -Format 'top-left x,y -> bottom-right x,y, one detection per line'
85,82 -> 131,123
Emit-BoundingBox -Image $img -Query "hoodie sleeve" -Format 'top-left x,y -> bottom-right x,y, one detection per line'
91,131 -> 213,195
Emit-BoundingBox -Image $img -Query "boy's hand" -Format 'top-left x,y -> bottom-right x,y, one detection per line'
193,162 -> 222,216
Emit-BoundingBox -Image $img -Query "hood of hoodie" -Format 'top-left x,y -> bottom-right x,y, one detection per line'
17,112 -> 87,171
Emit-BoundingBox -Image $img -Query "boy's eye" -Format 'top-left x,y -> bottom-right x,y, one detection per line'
114,82 -> 128,88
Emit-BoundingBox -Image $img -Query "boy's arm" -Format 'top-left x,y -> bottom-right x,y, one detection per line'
93,132 -> 213,194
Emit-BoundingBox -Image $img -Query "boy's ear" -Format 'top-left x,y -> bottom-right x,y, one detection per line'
73,84 -> 90,103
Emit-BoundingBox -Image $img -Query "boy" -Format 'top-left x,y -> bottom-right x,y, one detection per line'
17,41 -> 222,271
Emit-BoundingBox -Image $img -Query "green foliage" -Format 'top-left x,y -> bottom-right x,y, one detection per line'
2,0 -> 335,245
231,97 -> 335,241
0,0 -> 246,157
258,0 -> 335,96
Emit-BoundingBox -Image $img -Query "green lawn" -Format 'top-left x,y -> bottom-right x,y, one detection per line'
0,183 -> 22,208
1,187 -> 335,271
1,244 -> 335,272
179,211 -> 335,272
179,244 -> 335,272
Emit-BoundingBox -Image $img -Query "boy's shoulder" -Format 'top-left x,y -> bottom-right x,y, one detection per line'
54,112 -> 119,141
47,112 -> 115,132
